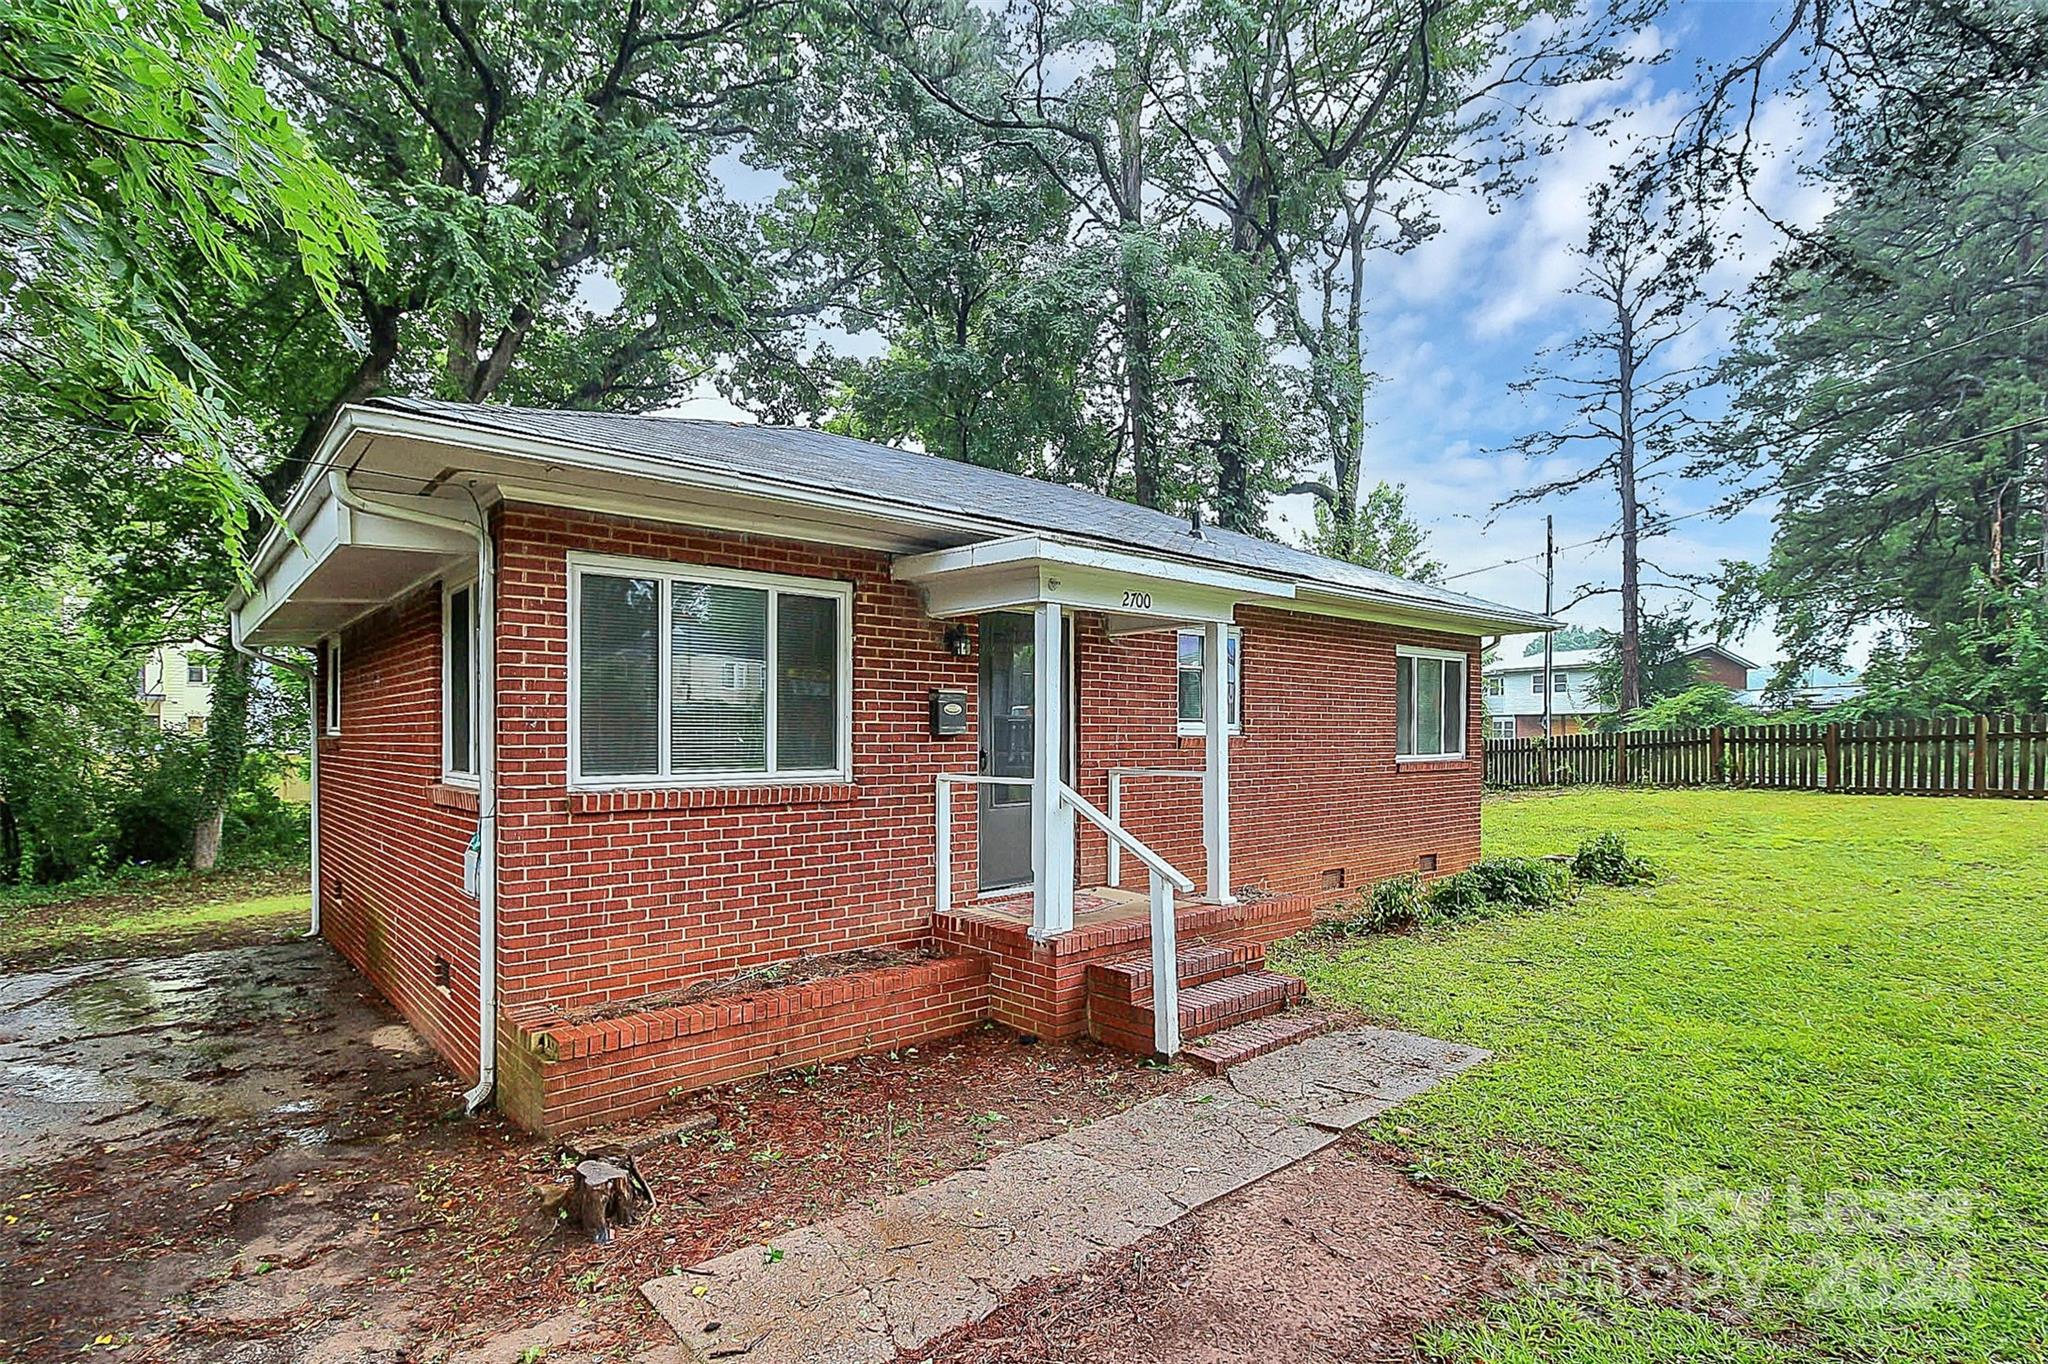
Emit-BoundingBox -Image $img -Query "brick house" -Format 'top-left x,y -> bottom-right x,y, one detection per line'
230,399 -> 1550,1134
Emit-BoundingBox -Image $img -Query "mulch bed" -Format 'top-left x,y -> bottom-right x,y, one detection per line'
554,944 -> 942,1025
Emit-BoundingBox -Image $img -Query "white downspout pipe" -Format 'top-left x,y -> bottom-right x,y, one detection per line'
328,471 -> 498,1115
228,629 -> 318,936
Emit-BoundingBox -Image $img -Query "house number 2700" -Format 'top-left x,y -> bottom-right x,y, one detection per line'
1121,590 -> 1153,611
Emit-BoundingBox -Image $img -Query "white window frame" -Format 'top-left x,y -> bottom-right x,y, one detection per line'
1176,626 -> 1243,736
565,551 -> 855,789
1395,645 -> 1468,762
1484,674 -> 1504,697
1552,671 -> 1570,693
442,577 -> 481,784
1487,715 -> 1518,740
321,637 -> 341,736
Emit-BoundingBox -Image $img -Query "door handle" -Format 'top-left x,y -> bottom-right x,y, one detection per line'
978,747 -> 989,774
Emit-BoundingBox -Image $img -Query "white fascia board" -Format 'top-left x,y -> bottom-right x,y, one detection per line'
893,534 -> 1294,602
1291,584 -> 1555,638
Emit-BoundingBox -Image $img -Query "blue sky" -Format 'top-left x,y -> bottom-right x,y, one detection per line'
664,1 -> 1837,668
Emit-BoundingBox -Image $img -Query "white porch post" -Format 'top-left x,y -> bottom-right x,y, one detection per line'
1031,602 -> 1074,938
1203,620 -> 1234,904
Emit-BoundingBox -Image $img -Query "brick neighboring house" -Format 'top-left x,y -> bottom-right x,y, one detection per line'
231,399 -> 1550,1133
1484,642 -> 1757,739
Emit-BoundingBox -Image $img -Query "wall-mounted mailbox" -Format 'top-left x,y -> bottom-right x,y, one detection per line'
929,688 -> 969,737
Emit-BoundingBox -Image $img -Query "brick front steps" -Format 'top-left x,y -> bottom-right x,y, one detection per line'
1182,1005 -> 1340,1073
496,955 -> 989,1137
1083,937 -> 1312,1064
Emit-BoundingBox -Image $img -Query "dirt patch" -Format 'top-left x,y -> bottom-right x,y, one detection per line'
0,937 -> 1188,1363
556,944 -> 941,1024
904,1136 -> 1535,1364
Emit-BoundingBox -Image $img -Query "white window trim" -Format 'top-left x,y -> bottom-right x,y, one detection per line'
1175,626 -> 1243,737
1395,644 -> 1468,762
565,550 -> 856,790
442,576 -> 481,785
322,637 -> 341,736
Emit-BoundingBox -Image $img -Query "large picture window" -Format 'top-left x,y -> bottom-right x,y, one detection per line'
444,582 -> 478,779
569,555 -> 852,785
1176,628 -> 1241,734
1396,647 -> 1467,759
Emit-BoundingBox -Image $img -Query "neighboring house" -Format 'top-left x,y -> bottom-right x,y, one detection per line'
230,399 -> 1549,1134
138,644 -> 214,734
1485,642 -> 1758,738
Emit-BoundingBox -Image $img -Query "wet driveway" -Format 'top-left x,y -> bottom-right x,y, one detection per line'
0,939 -> 474,1362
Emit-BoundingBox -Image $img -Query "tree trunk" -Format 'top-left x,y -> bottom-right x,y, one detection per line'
1615,288 -> 1643,716
1118,1 -> 1159,510
267,301 -> 405,502
191,637 -> 251,872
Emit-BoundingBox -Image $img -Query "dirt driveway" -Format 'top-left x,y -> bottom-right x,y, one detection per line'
0,938 -> 1190,1363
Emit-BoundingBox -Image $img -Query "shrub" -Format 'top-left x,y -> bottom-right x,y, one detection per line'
1463,855 -> 1575,911
1571,831 -> 1655,886
1422,870 -> 1492,924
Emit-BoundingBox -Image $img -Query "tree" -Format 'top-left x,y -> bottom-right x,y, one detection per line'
1588,607 -> 1697,717
1711,87 -> 2048,697
1624,683 -> 1754,732
1499,166 -> 1717,712
1524,625 -> 1603,655
855,0 -> 1185,508
234,0 -> 806,488
1306,480 -> 1442,580
1,0 -> 382,542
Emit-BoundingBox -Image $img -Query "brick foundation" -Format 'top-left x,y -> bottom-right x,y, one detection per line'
495,954 -> 990,1136
931,894 -> 1318,1042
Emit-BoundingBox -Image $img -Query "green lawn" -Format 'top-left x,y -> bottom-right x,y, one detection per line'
0,866 -> 308,966
1277,788 -> 2048,1363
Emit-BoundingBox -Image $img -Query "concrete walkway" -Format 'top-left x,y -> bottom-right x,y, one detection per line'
641,1027 -> 1487,1363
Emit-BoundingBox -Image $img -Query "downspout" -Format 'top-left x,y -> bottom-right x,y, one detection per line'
328,470 -> 498,1115
228,630 -> 318,936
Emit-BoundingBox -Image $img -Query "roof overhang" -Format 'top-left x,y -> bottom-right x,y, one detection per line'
891,535 -> 1295,629
231,473 -> 474,648
234,403 -> 1554,646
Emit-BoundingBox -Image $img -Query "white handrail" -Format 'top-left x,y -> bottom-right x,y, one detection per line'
934,772 -> 1035,915
1059,780 -> 1192,1057
1058,781 -> 1193,892
1104,767 -> 1202,889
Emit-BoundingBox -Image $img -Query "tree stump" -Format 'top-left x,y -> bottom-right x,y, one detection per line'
571,1154 -> 654,1246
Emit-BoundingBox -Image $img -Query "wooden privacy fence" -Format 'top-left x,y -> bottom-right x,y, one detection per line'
1484,715 -> 2048,798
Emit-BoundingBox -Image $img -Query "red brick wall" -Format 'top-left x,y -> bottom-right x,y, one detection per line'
491,506 -> 983,1018
316,589 -> 483,1080
1070,606 -> 1484,898
497,954 -> 989,1136
318,502 -> 1487,1087
1689,652 -> 1749,689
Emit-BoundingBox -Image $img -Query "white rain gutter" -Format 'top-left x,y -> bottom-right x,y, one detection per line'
226,636 -> 319,937
326,469 -> 499,1115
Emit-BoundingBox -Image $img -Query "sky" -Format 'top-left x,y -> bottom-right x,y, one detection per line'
657,1 -> 1842,671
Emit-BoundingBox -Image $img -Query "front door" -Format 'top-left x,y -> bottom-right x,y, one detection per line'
977,612 -> 1036,891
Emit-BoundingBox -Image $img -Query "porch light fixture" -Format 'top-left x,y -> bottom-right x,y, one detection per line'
943,623 -> 972,657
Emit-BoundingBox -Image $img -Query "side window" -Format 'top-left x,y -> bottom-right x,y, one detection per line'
445,584 -> 478,778
1396,648 -> 1467,759
322,638 -> 341,736
1175,628 -> 1241,733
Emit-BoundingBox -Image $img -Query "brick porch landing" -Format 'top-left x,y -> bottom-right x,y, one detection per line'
934,890 -> 1319,1043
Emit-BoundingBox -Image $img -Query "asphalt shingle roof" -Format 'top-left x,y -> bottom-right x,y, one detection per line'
369,397 -> 1549,631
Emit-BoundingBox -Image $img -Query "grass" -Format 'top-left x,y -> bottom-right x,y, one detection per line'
1277,788 -> 2048,1363
0,865 -> 309,966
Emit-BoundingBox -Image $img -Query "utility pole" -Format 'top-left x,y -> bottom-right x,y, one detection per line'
1542,514 -> 1555,739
